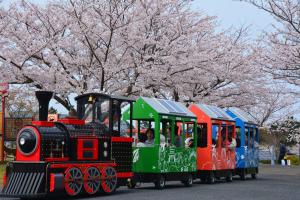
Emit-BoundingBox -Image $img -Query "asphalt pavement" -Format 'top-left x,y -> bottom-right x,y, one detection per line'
1,164 -> 300,200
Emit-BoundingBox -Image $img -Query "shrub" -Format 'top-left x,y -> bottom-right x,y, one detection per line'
289,156 -> 300,166
260,160 -> 271,164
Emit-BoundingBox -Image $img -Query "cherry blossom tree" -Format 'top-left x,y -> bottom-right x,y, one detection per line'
245,0 -> 300,89
0,0 -> 138,110
243,82 -> 298,126
6,90 -> 38,118
269,117 -> 300,158
0,0 -> 294,123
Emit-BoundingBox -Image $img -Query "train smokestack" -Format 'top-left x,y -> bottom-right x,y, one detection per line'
35,91 -> 53,121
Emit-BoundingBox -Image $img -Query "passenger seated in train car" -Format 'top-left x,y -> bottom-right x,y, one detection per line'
228,137 -> 237,150
159,122 -> 168,147
228,126 -> 236,150
138,132 -> 147,143
160,133 -> 166,147
145,128 -> 155,146
185,137 -> 194,148
166,127 -> 172,145
134,121 -> 151,147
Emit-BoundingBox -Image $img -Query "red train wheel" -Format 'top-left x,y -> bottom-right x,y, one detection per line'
101,167 -> 117,194
64,167 -> 83,196
84,167 -> 101,195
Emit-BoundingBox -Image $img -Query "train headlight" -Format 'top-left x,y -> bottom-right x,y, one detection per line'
20,138 -> 25,145
17,128 -> 38,156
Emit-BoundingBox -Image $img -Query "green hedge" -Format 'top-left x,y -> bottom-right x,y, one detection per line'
289,156 -> 300,166
0,164 -> 5,186
260,160 -> 271,164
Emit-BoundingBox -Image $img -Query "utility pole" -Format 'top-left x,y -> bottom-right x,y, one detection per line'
0,82 -> 8,164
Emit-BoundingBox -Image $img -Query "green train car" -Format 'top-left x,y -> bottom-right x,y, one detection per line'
124,97 -> 197,189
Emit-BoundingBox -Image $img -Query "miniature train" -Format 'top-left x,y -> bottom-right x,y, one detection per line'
0,91 -> 259,198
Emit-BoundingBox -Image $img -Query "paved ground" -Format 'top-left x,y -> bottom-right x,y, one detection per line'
1,164 -> 300,200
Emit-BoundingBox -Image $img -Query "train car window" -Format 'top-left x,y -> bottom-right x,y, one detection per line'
221,125 -> 227,148
254,128 -> 259,148
228,125 -> 236,149
245,127 -> 249,147
249,128 -> 254,149
254,128 -> 258,141
84,103 -> 94,123
185,123 -> 194,148
161,120 -> 172,146
119,102 -> 133,137
174,122 -> 183,147
197,123 -> 207,148
111,100 -> 122,136
120,120 -> 131,137
228,126 -> 233,140
135,120 -> 155,147
212,124 -> 219,147
82,98 -> 110,124
98,100 -> 109,122
112,113 -> 120,133
236,126 -> 241,147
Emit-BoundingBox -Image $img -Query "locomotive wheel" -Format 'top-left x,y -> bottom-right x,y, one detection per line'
64,167 -> 83,196
84,167 -> 101,195
226,171 -> 233,182
182,174 -> 193,187
154,175 -> 166,189
101,167 -> 117,194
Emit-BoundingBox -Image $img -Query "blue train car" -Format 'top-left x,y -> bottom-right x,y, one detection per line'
225,108 -> 259,180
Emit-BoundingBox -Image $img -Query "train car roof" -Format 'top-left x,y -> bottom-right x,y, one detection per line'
226,107 -> 257,125
141,97 -> 196,118
196,104 -> 234,121
75,93 -> 135,102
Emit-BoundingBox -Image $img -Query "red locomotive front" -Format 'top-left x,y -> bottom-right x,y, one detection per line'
1,91 -> 134,198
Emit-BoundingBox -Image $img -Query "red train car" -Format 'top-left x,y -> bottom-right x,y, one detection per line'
1,91 -> 134,198
189,104 -> 236,183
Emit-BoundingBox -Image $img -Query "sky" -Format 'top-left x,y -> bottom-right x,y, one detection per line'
194,0 -> 275,33
1,0 -> 277,114
1,0 -> 276,32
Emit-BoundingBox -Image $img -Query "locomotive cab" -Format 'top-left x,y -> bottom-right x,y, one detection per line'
75,93 -> 134,138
